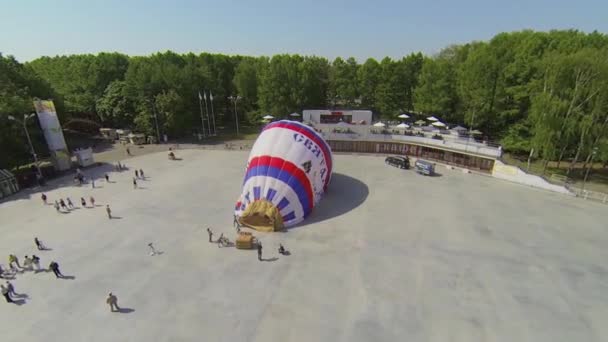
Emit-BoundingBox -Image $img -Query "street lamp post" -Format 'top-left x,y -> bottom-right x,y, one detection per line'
8,113 -> 42,180
228,95 -> 242,136
151,100 -> 161,143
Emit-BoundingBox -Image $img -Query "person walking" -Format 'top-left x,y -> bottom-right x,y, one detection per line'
105,174 -> 110,182
59,199 -> 67,211
90,196 -> 96,207
8,254 -> 21,269
91,178 -> 95,188
126,147 -> 131,156
139,169 -> 144,179
207,228 -> 213,243
66,197 -> 74,209
257,242 -> 263,261
54,200 -> 60,212
106,205 -> 112,219
34,237 -> 44,250
106,292 -> 120,312
1,284 -> 12,303
135,170 -> 139,179
148,243 -> 157,256
132,177 -> 137,189
49,261 -> 63,278
41,193 -> 47,205
81,197 -> 87,208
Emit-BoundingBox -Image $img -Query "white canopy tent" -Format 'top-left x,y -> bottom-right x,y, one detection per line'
336,121 -> 350,127
431,121 -> 446,127
262,115 -> 274,120
289,112 -> 301,117
395,123 -> 410,129
373,122 -> 386,127
398,113 -> 410,119
427,116 -> 439,122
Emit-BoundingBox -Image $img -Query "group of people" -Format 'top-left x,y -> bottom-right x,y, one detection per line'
1,238 -> 65,304
206,227 -> 290,261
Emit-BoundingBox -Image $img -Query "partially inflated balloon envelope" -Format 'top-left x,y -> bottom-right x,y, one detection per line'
235,120 -> 333,231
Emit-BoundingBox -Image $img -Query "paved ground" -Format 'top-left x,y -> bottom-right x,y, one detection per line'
1,150 -> 607,342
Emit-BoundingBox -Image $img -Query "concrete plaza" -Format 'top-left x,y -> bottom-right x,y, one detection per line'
0,150 -> 607,342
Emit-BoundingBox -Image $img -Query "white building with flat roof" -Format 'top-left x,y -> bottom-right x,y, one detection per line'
303,109 -> 372,125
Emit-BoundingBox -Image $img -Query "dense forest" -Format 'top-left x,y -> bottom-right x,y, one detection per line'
2,29 -> 608,172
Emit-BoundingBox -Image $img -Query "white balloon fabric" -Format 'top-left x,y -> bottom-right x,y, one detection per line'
235,120 -> 333,231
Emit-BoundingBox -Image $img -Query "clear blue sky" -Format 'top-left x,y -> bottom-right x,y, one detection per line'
1,0 -> 606,62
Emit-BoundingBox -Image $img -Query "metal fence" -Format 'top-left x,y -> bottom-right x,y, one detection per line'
548,173 -> 608,204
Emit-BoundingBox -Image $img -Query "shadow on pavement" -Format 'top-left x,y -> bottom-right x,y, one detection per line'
116,307 -> 135,314
291,173 -> 369,229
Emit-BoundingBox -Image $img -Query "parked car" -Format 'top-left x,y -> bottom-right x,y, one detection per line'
385,156 -> 410,169
414,159 -> 435,176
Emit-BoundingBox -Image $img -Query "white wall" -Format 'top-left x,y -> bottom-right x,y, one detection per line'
492,160 -> 573,195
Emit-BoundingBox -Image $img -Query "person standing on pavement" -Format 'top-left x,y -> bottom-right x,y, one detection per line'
90,196 -> 96,207
34,237 -> 44,250
257,242 -> 263,261
49,261 -> 63,278
207,228 -> 213,243
105,174 -> 110,182
139,169 -> 144,179
41,193 -> 47,205
5,281 -> 16,297
91,178 -> 95,188
66,197 -> 74,209
133,177 -> 137,189
54,200 -> 60,212
1,284 -> 12,303
106,205 -> 112,219
106,292 -> 120,312
135,170 -> 139,179
81,197 -> 87,208
8,254 -> 21,270
32,255 -> 41,272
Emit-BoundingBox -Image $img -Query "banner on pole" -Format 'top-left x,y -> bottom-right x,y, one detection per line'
33,99 -> 70,170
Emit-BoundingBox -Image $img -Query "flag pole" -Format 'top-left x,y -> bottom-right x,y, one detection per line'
198,91 -> 206,138
210,92 -> 217,136
203,91 -> 211,136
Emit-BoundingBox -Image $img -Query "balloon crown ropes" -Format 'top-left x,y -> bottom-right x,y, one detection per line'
235,120 -> 333,231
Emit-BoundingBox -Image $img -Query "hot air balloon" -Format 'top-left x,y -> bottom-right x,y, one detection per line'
235,120 -> 333,231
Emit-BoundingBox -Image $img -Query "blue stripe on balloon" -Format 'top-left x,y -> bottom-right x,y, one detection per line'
243,165 -> 311,218
277,197 -> 290,211
266,188 -> 277,202
282,211 -> 296,222
253,186 -> 261,200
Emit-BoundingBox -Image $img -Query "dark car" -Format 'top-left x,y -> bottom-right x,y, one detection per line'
385,156 -> 410,169
414,159 -> 435,176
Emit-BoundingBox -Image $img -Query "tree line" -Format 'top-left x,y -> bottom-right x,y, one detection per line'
2,29 -> 608,172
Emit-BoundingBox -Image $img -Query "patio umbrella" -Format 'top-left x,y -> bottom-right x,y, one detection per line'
414,120 -> 426,126
398,113 -> 410,119
289,112 -> 301,117
373,122 -> 386,127
262,115 -> 274,120
451,125 -> 467,132
431,121 -> 446,127
336,121 -> 350,127
427,116 -> 439,121
396,123 -> 410,128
